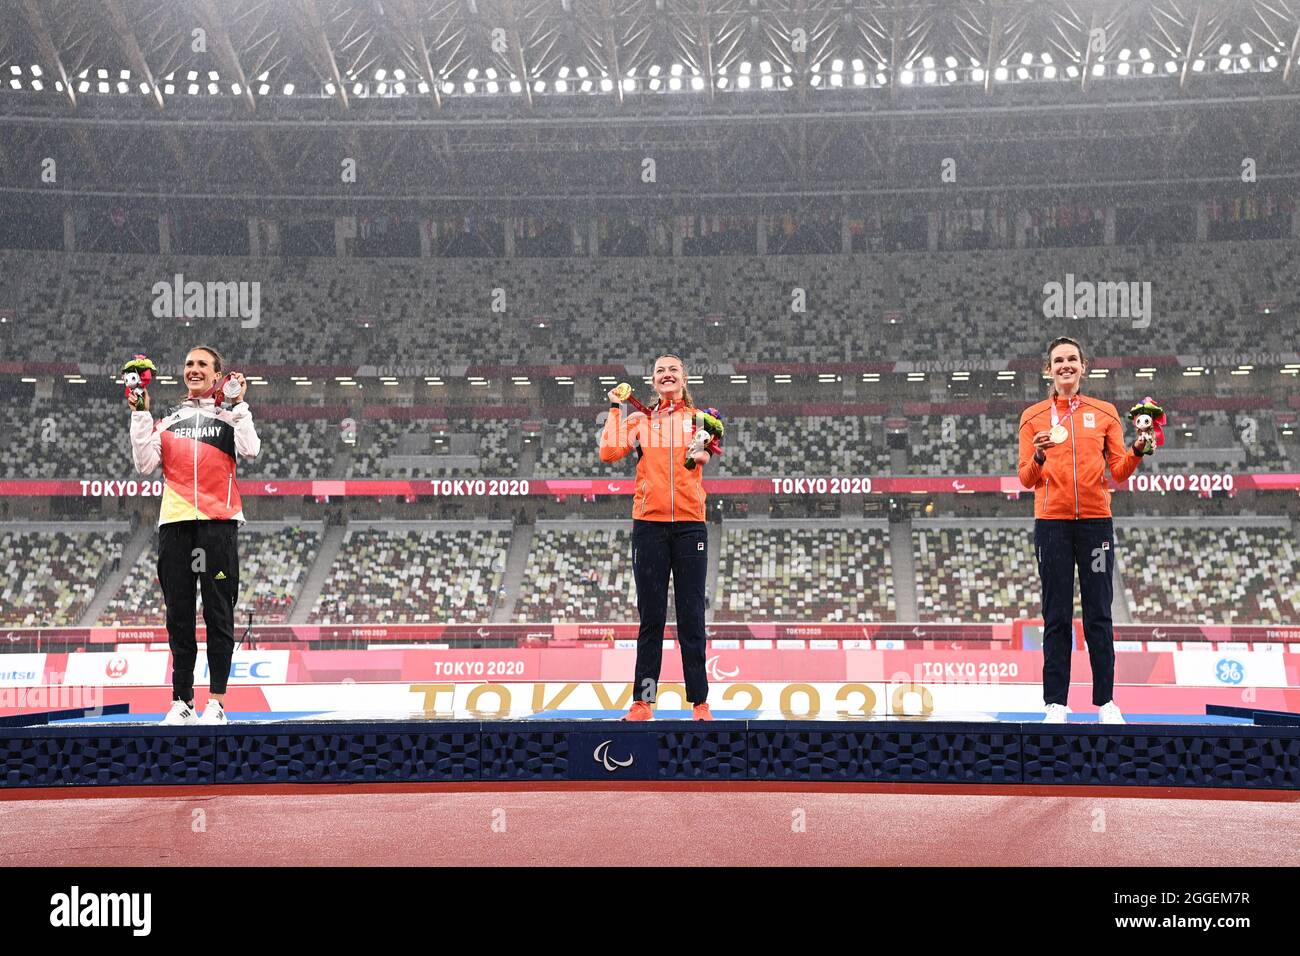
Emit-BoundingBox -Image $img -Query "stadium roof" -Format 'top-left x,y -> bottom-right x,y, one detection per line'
1,0 -> 1298,207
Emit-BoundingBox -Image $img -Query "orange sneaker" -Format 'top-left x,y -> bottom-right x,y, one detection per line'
692,702 -> 714,721
622,701 -> 654,721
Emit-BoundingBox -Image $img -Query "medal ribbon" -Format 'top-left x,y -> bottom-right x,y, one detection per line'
1050,394 -> 1080,430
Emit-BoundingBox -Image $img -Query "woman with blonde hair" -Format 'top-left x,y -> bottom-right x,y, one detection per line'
599,354 -> 717,720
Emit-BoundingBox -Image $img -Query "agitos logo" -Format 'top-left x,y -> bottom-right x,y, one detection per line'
705,655 -> 740,681
593,739 -> 634,773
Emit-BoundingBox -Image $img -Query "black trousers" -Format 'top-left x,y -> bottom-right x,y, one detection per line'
158,520 -> 239,701
1034,518 -> 1115,707
631,519 -> 709,705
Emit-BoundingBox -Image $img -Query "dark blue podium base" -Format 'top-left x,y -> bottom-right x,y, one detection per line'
3,719 -> 1298,791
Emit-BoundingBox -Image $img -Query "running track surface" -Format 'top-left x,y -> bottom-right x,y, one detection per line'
2,784 -> 1297,866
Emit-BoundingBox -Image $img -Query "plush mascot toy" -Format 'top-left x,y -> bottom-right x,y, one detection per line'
1128,397 -> 1166,456
121,355 -> 157,411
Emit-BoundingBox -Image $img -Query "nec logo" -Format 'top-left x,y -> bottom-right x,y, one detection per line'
196,661 -> 274,679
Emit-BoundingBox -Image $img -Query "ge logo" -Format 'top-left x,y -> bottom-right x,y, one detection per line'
1215,659 -> 1244,685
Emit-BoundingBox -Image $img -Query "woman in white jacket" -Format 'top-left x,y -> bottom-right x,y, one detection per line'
129,346 -> 260,726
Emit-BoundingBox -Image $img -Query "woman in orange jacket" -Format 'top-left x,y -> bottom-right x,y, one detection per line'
599,354 -> 715,721
1018,336 -> 1148,725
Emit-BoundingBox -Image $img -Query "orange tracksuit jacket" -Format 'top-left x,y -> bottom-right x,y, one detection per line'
1017,393 -> 1142,520
600,401 -> 707,522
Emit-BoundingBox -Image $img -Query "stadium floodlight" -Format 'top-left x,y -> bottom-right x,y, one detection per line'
98,68 -> 108,79
377,82 -> 388,94
79,80 -> 91,93
762,60 -> 774,73
971,67 -> 985,82
1139,48 -> 1151,60
739,61 -> 751,74
31,64 -> 42,77
207,82 -> 218,94
187,70 -> 198,81
945,69 -> 956,82
374,69 -> 387,81
716,75 -> 728,89
692,75 -> 704,90
579,79 -> 591,92
230,82 -> 241,94
1020,52 -> 1032,66
783,74 -> 794,87
98,81 -> 109,93
1218,57 -> 1231,71
32,79 -> 43,90
576,66 -> 588,78
117,80 -> 128,93
807,73 -> 819,87
208,71 -> 219,81
1265,56 -> 1278,70
1239,57 -> 1250,70
923,70 -> 936,84
355,82 -> 366,95
533,79 -> 545,92
558,65 -> 569,78
443,81 -> 456,94
1142,61 -> 1155,74
1240,42 -> 1253,55
1117,63 -> 1130,76
1016,67 -> 1028,80
994,66 -> 1008,81
1118,48 -> 1131,60
418,81 -> 430,93
555,79 -> 567,92
669,63 -> 682,77
1043,66 -> 1057,80
283,83 -> 295,95
1092,63 -> 1105,76
1165,60 -> 1178,73
120,69 -> 130,80
623,77 -> 636,91
1041,52 -> 1053,64
9,78 -> 20,90
900,69 -> 914,84
464,80 -> 476,93
854,71 -> 867,85
735,75 -> 749,89
1218,43 -> 1232,56
828,73 -> 841,87
395,82 -> 407,94
833,58 -> 845,72
945,56 -> 957,69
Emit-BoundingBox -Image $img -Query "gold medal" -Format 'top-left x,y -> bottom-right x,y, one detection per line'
611,382 -> 632,402
1050,424 -> 1068,444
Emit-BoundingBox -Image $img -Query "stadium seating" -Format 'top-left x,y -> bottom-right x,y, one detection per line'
0,528 -> 128,626
714,526 -> 895,620
1120,525 -> 1300,625
308,526 -> 510,623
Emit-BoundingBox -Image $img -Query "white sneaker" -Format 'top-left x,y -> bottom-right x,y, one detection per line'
1098,701 -> 1126,724
198,700 -> 228,725
1042,703 -> 1069,724
161,700 -> 197,726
